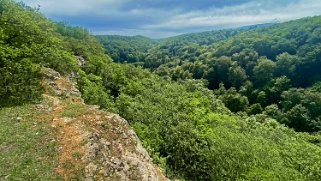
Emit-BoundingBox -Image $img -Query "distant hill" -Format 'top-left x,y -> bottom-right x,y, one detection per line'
159,29 -> 244,46
96,28 -> 245,65
96,35 -> 157,64
239,22 -> 277,30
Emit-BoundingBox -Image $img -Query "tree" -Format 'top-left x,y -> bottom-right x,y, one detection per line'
228,64 -> 247,89
247,103 -> 263,115
0,58 -> 43,107
263,104 -> 283,121
206,56 -> 233,89
215,85 -> 249,113
231,48 -> 259,75
263,76 -> 291,106
275,53 -> 297,78
253,57 -> 276,87
284,104 -> 312,132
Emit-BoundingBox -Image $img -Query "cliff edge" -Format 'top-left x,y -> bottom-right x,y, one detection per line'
35,68 -> 168,180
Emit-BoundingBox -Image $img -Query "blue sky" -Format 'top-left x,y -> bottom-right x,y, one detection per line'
20,0 -> 321,38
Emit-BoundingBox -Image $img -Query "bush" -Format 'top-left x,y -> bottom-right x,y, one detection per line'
0,58 -> 43,107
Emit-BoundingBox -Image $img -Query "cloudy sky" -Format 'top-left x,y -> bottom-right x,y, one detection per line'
20,0 -> 321,38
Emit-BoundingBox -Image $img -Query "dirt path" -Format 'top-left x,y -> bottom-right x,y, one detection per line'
37,69 -> 168,180
37,95 -> 86,180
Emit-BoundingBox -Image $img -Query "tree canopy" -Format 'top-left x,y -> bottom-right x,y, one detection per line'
2,1 -> 321,180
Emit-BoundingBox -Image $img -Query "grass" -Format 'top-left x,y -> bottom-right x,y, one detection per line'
72,151 -> 82,160
60,100 -> 89,118
0,104 -> 62,180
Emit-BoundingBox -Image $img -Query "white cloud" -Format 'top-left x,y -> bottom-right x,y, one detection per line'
144,0 -> 321,30
21,0 -> 127,16
19,0 -> 321,37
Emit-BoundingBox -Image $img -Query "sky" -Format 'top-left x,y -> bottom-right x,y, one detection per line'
20,0 -> 321,38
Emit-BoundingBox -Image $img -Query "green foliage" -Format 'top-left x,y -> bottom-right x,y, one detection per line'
252,57 -> 276,86
96,35 -> 157,63
88,15 -> 321,180
281,88 -> 321,131
263,104 -> 283,121
3,1 -> 321,180
0,58 -> 43,106
215,84 -> 249,113
247,103 -> 263,115
76,71 -> 115,111
160,29 -> 244,46
101,15 -> 321,132
83,59 -> 321,180
0,0 -> 81,107
0,0 -> 114,108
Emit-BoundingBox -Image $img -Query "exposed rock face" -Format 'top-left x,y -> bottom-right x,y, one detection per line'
81,114 -> 167,181
76,56 -> 85,67
41,68 -> 168,181
42,68 -> 82,98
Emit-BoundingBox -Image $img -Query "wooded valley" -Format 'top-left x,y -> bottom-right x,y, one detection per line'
1,0 -> 321,180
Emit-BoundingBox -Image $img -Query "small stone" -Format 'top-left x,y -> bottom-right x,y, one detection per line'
122,133 -> 128,139
88,132 -> 100,140
98,169 -> 109,177
111,158 -> 123,171
76,56 -> 85,67
89,105 -> 100,110
85,163 -> 97,178
63,117 -> 73,123
48,81 -> 56,86
82,143 -> 99,161
100,138 -> 111,149
127,129 -> 136,137
16,117 -> 23,122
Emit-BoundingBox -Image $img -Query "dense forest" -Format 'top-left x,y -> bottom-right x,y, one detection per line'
96,35 -> 157,65
1,0 -> 321,180
98,16 -> 321,133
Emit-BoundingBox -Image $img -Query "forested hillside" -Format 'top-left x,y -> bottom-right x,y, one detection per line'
96,35 -> 157,65
1,0 -> 321,180
101,16 -> 321,133
97,29 -> 243,67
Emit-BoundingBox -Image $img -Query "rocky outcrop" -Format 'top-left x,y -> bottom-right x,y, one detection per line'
80,113 -> 167,181
40,68 -> 168,181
